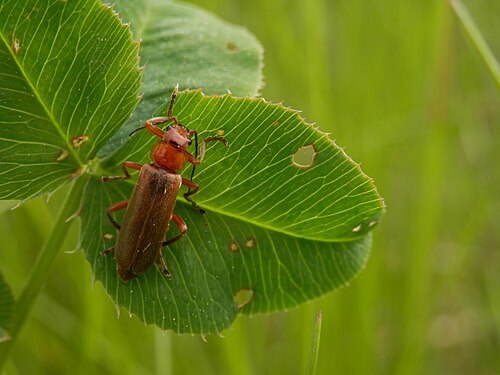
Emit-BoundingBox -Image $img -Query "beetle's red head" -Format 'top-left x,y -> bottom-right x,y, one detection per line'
164,124 -> 192,150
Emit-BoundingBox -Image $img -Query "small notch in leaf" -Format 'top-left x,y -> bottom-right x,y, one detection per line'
234,288 -> 254,309
71,134 -> 89,148
292,144 -> 317,169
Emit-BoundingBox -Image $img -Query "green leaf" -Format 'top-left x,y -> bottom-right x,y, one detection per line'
80,90 -> 384,334
0,0 -> 141,201
0,273 -> 14,343
99,0 -> 263,156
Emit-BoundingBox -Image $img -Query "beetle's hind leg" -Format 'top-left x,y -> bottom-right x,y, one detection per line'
105,200 -> 129,230
162,213 -> 188,246
156,255 -> 172,278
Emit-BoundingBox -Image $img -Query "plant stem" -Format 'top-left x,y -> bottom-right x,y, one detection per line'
449,0 -> 500,90
0,177 -> 87,369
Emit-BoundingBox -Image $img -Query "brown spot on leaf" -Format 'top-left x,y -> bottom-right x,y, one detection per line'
229,240 -> 240,253
226,42 -> 239,52
12,36 -> 20,55
245,237 -> 256,248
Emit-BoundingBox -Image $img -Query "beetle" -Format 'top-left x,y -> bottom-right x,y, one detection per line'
102,85 -> 228,281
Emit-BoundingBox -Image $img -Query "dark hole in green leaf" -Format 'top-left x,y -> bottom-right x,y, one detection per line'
71,134 -> 89,148
292,144 -> 317,169
234,289 -> 254,309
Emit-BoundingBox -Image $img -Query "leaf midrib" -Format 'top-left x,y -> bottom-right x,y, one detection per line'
0,24 -> 84,167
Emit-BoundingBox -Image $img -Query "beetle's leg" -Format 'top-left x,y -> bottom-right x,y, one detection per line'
157,255 -> 172,278
185,136 -> 229,196
144,116 -> 178,138
106,200 -> 128,230
181,178 -> 205,214
162,213 -> 188,246
130,85 -> 180,138
102,161 -> 142,182
197,136 -> 229,164
185,136 -> 229,166
167,83 -> 179,117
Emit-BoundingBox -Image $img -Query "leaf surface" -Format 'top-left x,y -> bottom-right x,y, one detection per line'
0,0 -> 141,200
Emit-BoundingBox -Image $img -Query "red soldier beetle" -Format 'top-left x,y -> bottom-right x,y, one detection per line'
102,85 -> 228,281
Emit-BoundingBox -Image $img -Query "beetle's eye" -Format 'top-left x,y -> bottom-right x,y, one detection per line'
188,139 -> 192,145
166,125 -> 173,131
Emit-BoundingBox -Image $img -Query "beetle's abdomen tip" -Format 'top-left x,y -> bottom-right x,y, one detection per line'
118,268 -> 136,282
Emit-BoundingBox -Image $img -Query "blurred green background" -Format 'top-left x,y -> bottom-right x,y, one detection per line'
1,0 -> 499,374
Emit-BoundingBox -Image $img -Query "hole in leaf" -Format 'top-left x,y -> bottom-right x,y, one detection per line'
56,149 -> 69,161
351,224 -> 363,233
245,237 -> 256,248
71,134 -> 89,148
226,42 -> 239,52
234,288 -> 254,309
103,233 -> 114,241
292,144 -> 317,169
229,240 -> 240,253
12,36 -> 20,55
216,129 -> 225,136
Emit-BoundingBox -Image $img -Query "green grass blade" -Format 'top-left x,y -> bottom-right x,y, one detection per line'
305,311 -> 322,375
449,0 -> 500,90
0,176 -> 88,370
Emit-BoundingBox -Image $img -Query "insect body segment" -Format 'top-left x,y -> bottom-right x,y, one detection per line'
103,86 -> 228,281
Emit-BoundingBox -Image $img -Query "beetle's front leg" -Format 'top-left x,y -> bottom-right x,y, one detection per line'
102,161 -> 143,182
181,178 -> 205,214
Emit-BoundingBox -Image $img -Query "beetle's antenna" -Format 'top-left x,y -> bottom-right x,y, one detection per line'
129,126 -> 145,137
189,130 -> 199,184
167,83 -> 179,117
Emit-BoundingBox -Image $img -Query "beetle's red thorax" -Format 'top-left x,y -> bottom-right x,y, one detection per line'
151,141 -> 189,173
